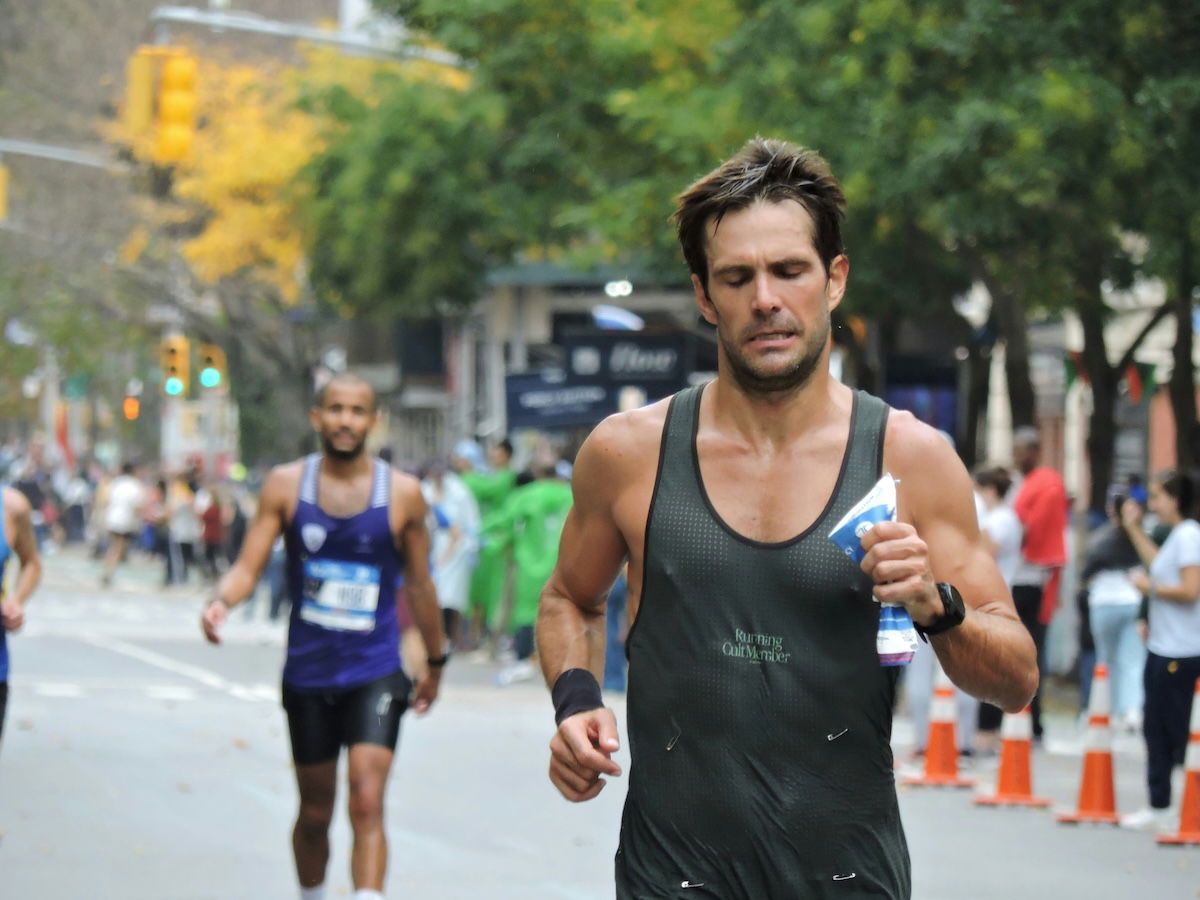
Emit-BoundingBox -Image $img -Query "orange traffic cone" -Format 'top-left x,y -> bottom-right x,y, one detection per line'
1057,663 -> 1119,825
1158,677 -> 1200,846
975,705 -> 1051,808
902,660 -> 976,788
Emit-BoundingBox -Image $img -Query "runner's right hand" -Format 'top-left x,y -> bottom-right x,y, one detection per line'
201,599 -> 227,645
549,707 -> 622,802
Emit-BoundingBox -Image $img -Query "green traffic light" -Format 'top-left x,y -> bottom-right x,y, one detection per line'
199,367 -> 221,388
164,376 -> 185,396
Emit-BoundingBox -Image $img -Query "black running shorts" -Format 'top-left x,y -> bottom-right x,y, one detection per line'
0,681 -> 7,742
281,669 -> 411,766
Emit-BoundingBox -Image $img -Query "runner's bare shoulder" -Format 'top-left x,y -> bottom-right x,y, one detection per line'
387,468 -> 427,519
2,485 -> 32,518
259,460 -> 306,512
575,396 -> 672,492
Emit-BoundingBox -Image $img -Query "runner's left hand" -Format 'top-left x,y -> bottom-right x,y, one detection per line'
858,520 -> 942,627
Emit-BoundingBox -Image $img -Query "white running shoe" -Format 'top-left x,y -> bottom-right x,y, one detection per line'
1119,807 -> 1175,832
495,660 -> 536,686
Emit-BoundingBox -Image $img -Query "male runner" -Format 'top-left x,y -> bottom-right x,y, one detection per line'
537,138 -> 1038,897
202,373 -> 447,900
0,483 -> 42,746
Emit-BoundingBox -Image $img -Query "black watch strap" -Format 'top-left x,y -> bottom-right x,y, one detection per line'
915,583 -> 966,641
426,653 -> 450,668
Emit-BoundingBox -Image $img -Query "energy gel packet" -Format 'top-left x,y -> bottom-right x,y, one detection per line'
828,473 -> 918,667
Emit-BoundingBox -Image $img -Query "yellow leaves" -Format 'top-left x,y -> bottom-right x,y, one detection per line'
108,40 -> 455,306
117,225 -> 151,265
167,58 -> 321,302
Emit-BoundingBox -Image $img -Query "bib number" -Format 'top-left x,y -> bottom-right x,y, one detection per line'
300,559 -> 381,633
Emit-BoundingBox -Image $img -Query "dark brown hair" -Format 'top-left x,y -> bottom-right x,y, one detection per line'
1155,468 -> 1199,520
973,465 -> 1013,499
673,137 -> 847,291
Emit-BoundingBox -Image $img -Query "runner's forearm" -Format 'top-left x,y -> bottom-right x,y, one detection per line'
10,558 -> 41,606
933,609 -> 1037,711
214,564 -> 261,609
536,587 -> 607,686
406,577 -> 446,659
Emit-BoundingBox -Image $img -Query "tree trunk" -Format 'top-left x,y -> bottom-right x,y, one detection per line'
1078,301 -> 1118,513
988,282 -> 1037,428
1170,228 -> 1197,470
961,339 -> 991,467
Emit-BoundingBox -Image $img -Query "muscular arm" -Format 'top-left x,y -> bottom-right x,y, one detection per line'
536,418 -> 632,687
866,417 -> 1037,711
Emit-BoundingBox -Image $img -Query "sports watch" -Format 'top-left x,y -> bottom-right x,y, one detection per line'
914,583 -> 966,641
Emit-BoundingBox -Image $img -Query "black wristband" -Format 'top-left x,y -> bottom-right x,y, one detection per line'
427,653 -> 449,668
552,668 -> 604,725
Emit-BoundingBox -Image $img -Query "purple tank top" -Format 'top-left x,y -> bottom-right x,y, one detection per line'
282,455 -> 404,689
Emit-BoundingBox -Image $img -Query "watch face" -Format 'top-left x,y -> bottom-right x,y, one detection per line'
939,583 -> 965,619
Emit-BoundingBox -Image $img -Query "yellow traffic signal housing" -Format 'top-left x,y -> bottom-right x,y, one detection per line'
0,162 -> 8,222
154,51 -> 198,165
197,342 -> 227,389
161,335 -> 190,397
124,46 -> 158,139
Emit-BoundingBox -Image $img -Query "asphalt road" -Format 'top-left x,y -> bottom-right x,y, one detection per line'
1,548 -> 1197,899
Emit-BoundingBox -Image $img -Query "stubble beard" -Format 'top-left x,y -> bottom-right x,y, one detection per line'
321,432 -> 366,462
720,312 -> 831,397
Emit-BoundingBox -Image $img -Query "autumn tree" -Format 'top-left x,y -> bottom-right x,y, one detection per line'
108,46 -> 407,457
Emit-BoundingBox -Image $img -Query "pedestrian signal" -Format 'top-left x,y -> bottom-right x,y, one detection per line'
198,342 -> 226,389
154,51 -> 197,165
122,396 -> 141,420
161,335 -> 190,397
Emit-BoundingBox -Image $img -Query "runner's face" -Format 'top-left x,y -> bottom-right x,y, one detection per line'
312,382 -> 377,461
693,200 -> 847,396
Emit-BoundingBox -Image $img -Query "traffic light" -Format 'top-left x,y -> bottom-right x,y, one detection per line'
161,335 -> 190,397
124,45 -> 157,139
0,162 -> 8,222
154,51 -> 197,165
198,342 -> 227,390
122,395 -> 141,420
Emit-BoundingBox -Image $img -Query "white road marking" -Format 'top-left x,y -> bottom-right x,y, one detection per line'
33,682 -> 84,698
146,685 -> 198,702
71,632 -> 271,703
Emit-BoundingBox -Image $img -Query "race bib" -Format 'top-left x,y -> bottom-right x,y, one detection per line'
300,558 -> 381,632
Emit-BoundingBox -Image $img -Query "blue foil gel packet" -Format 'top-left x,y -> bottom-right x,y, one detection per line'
828,473 -> 918,667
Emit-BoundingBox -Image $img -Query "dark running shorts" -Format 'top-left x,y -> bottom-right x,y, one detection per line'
0,681 -> 7,741
282,669 -> 411,766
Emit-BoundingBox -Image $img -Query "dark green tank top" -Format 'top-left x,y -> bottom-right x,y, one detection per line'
616,384 -> 910,899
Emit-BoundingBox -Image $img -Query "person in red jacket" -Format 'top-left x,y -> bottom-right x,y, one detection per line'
1011,426 -> 1068,739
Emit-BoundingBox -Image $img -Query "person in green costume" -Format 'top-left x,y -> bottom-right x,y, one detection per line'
453,440 -> 518,645
489,456 -> 573,684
